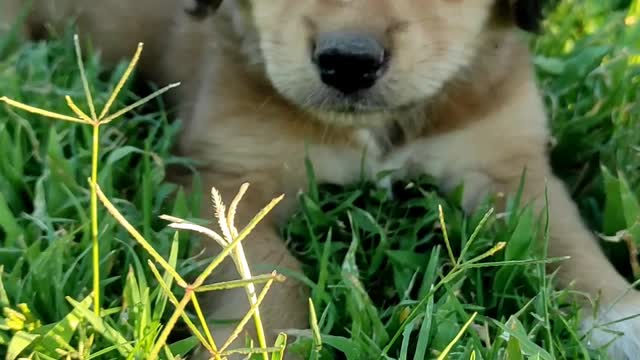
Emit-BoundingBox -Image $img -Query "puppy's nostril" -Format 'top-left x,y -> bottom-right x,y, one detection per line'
312,32 -> 388,94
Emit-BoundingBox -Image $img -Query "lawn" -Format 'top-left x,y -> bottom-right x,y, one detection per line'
1,0 -> 639,359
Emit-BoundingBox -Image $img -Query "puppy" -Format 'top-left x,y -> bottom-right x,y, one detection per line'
4,0 -> 640,358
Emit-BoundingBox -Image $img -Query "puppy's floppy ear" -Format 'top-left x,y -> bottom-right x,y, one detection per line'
185,0 -> 223,20
511,0 -> 545,33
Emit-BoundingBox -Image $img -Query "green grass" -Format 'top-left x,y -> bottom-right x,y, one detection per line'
1,0 -> 639,359
0,30 -> 210,358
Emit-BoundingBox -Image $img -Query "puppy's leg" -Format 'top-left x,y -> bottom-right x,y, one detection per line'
539,180 -> 640,359
477,159 -> 640,358
186,173 -> 308,360
387,107 -> 640,358
2,0 -> 179,77
481,159 -> 640,359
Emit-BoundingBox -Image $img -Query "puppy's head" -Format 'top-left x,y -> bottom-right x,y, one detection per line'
191,0 -> 546,127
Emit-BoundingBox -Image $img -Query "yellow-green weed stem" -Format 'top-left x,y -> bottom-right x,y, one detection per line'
91,123 -> 101,315
147,260 -> 216,354
436,312 -> 478,360
148,289 -> 194,360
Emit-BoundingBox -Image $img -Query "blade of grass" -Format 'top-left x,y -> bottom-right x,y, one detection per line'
0,97 -> 86,124
94,182 -> 188,288
146,261 -> 213,354
73,34 -> 97,120
99,82 -> 181,124
219,275 -> 276,353
196,274 -> 286,293
98,43 -> 144,120
436,312 -> 478,360
439,205 -> 457,265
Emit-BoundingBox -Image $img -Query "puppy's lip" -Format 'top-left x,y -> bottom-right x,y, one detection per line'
331,106 -> 385,115
304,91 -> 389,114
309,103 -> 387,115
306,106 -> 395,128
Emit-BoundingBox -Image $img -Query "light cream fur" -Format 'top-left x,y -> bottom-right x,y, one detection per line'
3,0 -> 640,359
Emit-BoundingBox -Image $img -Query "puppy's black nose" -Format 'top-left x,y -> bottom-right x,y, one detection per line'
313,32 -> 388,94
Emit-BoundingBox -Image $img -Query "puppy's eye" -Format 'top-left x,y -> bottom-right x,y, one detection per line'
185,0 -> 224,19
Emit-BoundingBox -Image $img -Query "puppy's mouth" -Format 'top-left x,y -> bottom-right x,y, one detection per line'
305,88 -> 389,114
298,89 -> 402,127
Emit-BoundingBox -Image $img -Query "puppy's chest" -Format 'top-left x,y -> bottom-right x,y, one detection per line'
309,121 -> 426,187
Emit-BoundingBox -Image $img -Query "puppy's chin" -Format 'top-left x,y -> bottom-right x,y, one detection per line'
306,108 -> 395,128
291,92 -> 397,127
302,97 -> 424,128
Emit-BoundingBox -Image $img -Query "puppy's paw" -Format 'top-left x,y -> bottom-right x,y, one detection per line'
581,299 -> 640,359
439,170 -> 498,213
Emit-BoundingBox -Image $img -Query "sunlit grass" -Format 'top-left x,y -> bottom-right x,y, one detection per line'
0,35 -> 293,360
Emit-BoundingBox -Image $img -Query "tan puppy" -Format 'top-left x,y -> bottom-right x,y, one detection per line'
4,0 -> 640,358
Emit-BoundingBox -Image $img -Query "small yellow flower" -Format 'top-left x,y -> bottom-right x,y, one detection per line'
1,303 -> 41,332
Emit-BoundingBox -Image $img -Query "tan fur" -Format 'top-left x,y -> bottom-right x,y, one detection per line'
1,0 -> 179,79
4,0 -> 640,358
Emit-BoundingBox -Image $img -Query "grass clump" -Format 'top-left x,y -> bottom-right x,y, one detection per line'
283,175 -> 585,359
281,0 -> 640,358
1,0 -> 639,359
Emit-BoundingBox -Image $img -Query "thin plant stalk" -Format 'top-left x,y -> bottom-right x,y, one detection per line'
309,298 -> 322,355
148,289 -> 194,360
90,122 -> 100,314
147,260 -> 214,353
439,205 -> 457,265
196,274 -> 285,293
190,293 -> 218,353
0,96 -> 84,123
95,183 -> 188,287
71,34 -> 103,316
219,275 -> 276,353
436,312 -> 478,360
220,347 -> 285,357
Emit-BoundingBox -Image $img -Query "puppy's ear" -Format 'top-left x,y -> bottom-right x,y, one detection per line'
185,0 -> 223,20
512,0 -> 545,33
